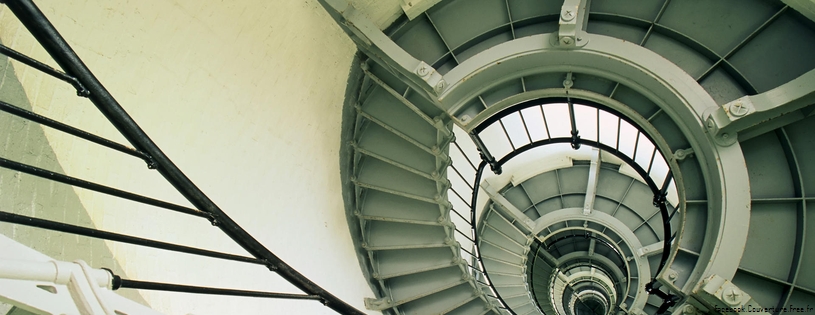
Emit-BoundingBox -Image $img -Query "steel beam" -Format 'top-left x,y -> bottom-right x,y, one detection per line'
705,68 -> 815,146
583,148 -> 601,215
587,236 -> 596,256
481,180 -> 535,233
318,0 -> 447,105
637,241 -> 664,258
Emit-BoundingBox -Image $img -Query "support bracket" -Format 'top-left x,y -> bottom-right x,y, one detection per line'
319,0 -> 447,103
705,69 -> 815,146
557,0 -> 591,48
693,274 -> 769,315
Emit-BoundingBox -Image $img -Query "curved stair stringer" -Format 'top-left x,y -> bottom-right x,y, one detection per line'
346,61 -> 503,315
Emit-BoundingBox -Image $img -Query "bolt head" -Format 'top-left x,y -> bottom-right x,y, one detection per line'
729,102 -> 750,117
434,80 -> 446,93
561,10 -> 575,21
722,285 -> 742,306
683,305 -> 697,314
561,36 -> 574,45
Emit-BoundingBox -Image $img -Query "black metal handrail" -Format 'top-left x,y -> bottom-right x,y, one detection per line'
0,1 -> 364,313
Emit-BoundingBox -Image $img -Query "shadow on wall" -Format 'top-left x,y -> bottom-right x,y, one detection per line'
0,42 -> 148,306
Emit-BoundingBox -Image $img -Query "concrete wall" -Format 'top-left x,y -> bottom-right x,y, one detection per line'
0,1 -> 377,314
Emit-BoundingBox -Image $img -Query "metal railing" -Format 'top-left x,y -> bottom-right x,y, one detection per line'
0,1 -> 364,314
446,95 -> 683,315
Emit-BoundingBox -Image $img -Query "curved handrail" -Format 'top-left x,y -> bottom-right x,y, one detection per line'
461,99 -> 681,315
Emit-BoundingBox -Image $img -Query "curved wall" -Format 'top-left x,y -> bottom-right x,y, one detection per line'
0,1 -> 378,314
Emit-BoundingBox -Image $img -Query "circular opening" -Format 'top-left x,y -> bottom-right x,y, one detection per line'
460,97 -> 683,314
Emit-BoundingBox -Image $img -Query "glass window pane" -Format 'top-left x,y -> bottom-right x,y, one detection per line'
480,122 -> 514,160
617,120 -> 638,157
502,112 -> 531,148
542,103 -> 571,138
521,106 -> 549,141
598,110 -> 619,148
574,104 -> 598,142
634,136 -> 656,171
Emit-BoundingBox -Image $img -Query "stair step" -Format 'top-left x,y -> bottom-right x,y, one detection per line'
486,272 -> 525,286
439,295 -> 481,314
357,158 -> 439,200
493,283 -> 526,288
387,266 -> 466,306
506,301 -> 536,314
484,221 -> 527,245
360,87 -> 439,149
485,210 -> 528,239
353,144 -> 436,181
444,296 -> 492,315
482,258 -> 523,275
481,227 -> 526,251
359,188 -> 441,222
494,285 -> 528,297
479,239 -> 525,259
364,221 -> 448,250
482,255 -> 524,268
375,247 -> 456,279
399,282 -> 479,315
356,122 -> 437,174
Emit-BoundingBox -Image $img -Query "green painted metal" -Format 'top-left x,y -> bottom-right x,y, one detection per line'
331,0 -> 815,313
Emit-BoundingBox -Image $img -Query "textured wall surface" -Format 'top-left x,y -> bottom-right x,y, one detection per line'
0,1 -> 376,314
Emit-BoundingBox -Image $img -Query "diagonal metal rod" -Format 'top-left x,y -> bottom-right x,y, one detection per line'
0,210 -> 264,265
566,93 -> 581,150
114,278 -> 323,301
0,100 -> 152,163
0,43 -> 88,96
0,157 -> 210,219
3,1 -> 364,313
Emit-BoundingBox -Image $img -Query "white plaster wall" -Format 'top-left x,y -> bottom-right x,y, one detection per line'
0,1 -> 379,314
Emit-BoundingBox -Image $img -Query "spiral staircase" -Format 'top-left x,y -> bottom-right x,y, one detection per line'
331,0 -> 815,315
